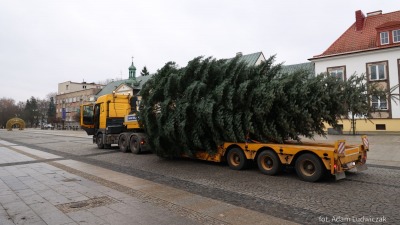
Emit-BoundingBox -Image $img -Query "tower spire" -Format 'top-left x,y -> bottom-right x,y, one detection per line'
129,57 -> 136,80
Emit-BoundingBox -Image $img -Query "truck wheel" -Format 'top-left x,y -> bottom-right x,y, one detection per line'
96,134 -> 104,149
295,153 -> 323,182
130,135 -> 141,154
257,150 -> 281,175
118,134 -> 130,153
227,148 -> 248,170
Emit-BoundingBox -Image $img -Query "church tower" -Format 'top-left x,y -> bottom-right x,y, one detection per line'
129,57 -> 136,81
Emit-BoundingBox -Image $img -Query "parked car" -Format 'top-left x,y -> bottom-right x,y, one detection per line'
44,124 -> 54,129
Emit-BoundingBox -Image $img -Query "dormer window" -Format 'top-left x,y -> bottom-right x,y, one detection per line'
393,29 -> 400,43
376,21 -> 400,46
380,31 -> 389,45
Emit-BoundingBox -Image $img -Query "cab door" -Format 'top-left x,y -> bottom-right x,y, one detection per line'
80,104 -> 95,135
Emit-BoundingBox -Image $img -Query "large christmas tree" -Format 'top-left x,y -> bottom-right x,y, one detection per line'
139,55 -> 347,157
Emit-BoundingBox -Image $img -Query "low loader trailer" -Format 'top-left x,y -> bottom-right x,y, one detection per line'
81,93 -> 369,182
188,137 -> 369,182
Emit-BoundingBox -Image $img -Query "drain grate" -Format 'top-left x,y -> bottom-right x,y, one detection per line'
56,196 -> 117,213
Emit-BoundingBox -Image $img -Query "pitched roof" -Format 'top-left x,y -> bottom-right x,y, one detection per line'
281,62 -> 315,77
238,52 -> 264,66
226,52 -> 265,66
95,80 -> 126,97
95,75 -> 153,97
312,10 -> 400,59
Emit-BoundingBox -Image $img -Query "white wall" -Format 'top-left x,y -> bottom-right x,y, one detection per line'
255,54 -> 266,66
58,81 -> 102,94
312,47 -> 400,118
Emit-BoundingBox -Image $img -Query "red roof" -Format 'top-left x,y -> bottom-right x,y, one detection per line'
313,10 -> 400,59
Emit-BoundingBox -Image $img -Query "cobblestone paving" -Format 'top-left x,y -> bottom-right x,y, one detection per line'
1,130 -> 399,224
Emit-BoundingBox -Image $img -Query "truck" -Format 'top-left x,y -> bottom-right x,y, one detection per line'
81,92 -> 369,182
80,93 -> 150,154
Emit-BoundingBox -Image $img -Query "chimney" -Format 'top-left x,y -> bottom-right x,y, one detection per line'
236,52 -> 243,57
355,10 -> 365,31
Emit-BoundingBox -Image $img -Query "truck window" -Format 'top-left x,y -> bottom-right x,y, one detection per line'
83,105 -> 94,124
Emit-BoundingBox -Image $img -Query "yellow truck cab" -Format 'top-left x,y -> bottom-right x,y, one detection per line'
80,93 -> 149,154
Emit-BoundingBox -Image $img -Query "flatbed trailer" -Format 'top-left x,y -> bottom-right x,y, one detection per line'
188,136 -> 369,182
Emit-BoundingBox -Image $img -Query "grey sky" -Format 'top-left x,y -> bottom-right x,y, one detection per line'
0,0 -> 398,103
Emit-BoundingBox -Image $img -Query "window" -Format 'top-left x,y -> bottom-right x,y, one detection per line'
380,32 -> 389,45
376,124 -> 386,130
327,66 -> 345,80
368,63 -> 386,80
371,95 -> 388,110
393,29 -> 400,43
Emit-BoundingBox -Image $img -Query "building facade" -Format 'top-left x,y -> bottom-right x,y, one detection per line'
310,10 -> 400,133
95,60 -> 152,99
56,82 -> 104,128
58,81 -> 102,95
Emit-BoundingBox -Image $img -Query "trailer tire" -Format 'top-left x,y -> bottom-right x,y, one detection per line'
295,153 -> 323,182
227,148 -> 248,170
130,135 -> 141,154
118,134 -> 130,153
96,134 -> 104,149
257,150 -> 281,175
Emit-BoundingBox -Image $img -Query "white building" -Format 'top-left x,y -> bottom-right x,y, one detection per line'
309,10 -> 400,132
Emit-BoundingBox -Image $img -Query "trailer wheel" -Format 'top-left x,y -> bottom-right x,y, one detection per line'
227,148 -> 248,170
118,134 -> 130,153
257,150 -> 281,175
130,135 -> 141,154
295,153 -> 323,182
96,134 -> 104,149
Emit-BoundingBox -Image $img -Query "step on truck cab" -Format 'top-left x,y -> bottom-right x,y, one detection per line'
189,136 -> 369,182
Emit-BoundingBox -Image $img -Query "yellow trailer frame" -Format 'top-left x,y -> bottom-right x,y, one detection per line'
189,136 -> 369,182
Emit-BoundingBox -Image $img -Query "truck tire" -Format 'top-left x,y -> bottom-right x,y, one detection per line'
118,134 -> 130,153
96,134 -> 104,149
227,148 -> 248,170
295,153 -> 324,182
257,150 -> 281,175
130,135 -> 141,154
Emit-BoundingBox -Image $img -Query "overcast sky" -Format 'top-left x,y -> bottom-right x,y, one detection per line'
0,0 -> 398,103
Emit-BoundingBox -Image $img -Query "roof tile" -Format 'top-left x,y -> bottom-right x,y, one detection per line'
314,10 -> 400,58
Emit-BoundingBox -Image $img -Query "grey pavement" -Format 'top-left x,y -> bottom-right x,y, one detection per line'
0,133 -> 295,225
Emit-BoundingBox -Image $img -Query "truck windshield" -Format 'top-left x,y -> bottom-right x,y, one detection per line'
82,105 -> 94,124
